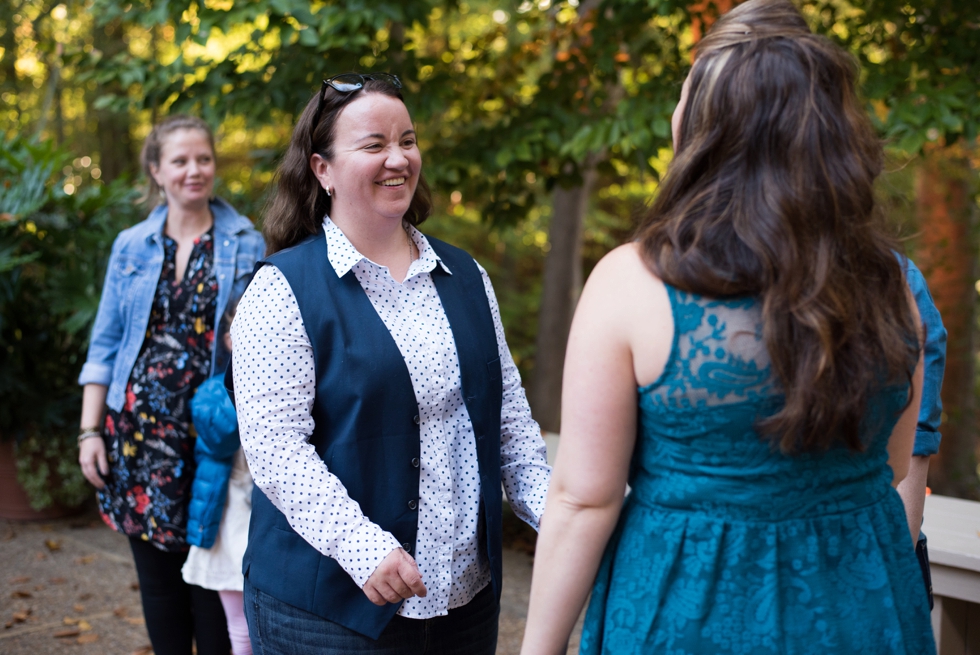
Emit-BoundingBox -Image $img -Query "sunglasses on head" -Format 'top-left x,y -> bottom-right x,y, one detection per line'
310,73 -> 403,148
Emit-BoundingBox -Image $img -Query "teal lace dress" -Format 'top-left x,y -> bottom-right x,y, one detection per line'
580,287 -> 935,655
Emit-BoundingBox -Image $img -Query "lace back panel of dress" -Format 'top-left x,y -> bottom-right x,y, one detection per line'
645,287 -> 774,411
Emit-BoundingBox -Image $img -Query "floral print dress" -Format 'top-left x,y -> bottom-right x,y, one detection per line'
98,229 -> 218,551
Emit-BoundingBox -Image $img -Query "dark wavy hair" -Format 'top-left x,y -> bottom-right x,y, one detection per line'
637,0 -> 919,453
263,78 -> 432,254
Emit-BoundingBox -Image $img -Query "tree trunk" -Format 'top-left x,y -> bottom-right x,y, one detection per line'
914,145 -> 979,499
0,3 -> 19,113
527,0 -> 608,433
35,44 -> 61,138
529,166 -> 597,433
91,19 -> 135,184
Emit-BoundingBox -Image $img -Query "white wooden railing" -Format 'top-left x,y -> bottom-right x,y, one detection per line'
923,494 -> 980,654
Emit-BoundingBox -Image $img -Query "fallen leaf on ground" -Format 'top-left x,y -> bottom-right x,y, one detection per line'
73,604 -> 85,613
4,621 -> 12,629
12,609 -> 32,622
49,577 -> 67,585
63,617 -> 80,626
74,555 -> 96,565
11,590 -> 32,598
78,593 -> 92,601
124,617 -> 145,626
9,576 -> 30,584
77,620 -> 92,631
130,582 -> 140,591
130,645 -> 153,655
54,628 -> 80,638
44,539 -> 61,551
77,633 -> 99,644
113,607 -> 128,618
40,524 -> 54,532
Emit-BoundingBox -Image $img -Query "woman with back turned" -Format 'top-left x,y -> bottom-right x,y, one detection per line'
521,0 -> 934,653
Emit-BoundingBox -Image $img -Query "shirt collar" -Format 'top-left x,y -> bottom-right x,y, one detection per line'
322,216 -> 452,278
142,197 -> 252,244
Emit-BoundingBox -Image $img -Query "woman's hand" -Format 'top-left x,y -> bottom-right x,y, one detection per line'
78,384 -> 109,489
362,548 -> 427,606
78,437 -> 109,489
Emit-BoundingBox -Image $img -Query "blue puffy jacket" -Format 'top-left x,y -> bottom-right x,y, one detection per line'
187,376 -> 241,548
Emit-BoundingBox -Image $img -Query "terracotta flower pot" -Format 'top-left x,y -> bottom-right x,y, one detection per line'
0,439 -> 77,521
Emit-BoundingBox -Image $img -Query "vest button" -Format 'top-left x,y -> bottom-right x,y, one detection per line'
413,414 -> 420,425
411,457 -> 420,468
402,542 -> 411,553
408,499 -> 418,510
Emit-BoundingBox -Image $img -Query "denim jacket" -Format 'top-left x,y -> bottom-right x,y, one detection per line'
904,257 -> 947,457
78,197 -> 265,412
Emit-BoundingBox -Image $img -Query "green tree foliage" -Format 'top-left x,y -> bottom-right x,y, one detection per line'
0,136 -> 141,507
805,0 -> 980,155
1,0 -> 977,433
74,0 -> 694,219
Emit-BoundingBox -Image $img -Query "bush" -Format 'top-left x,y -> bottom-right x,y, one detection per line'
0,136 -> 142,508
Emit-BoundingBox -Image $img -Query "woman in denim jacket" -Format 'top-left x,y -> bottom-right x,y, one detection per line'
76,115 -> 265,655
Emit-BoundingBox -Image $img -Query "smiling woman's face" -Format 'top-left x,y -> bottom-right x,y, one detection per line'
314,92 -> 421,226
150,128 -> 215,210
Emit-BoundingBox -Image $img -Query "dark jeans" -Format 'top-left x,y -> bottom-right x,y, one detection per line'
244,579 -> 499,655
129,537 -> 231,655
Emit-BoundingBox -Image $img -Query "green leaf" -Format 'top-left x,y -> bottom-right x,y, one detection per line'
299,27 -> 319,47
895,132 -> 925,155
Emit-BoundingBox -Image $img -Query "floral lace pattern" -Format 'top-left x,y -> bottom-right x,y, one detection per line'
580,286 -> 934,654
98,229 -> 218,551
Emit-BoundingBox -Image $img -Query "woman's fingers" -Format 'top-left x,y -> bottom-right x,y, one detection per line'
363,584 -> 385,606
398,557 -> 427,598
78,440 -> 107,489
362,548 -> 427,605
364,580 -> 406,606
97,445 -> 109,477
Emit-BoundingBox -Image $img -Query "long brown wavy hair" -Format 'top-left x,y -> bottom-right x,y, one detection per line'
638,0 -> 919,453
263,78 -> 432,255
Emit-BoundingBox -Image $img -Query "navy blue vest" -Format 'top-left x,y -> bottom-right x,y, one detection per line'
241,229 -> 503,639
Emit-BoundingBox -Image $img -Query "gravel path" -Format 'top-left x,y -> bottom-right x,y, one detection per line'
1,504 -> 582,654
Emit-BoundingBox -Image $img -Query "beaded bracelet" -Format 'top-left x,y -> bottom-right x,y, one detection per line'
77,429 -> 101,446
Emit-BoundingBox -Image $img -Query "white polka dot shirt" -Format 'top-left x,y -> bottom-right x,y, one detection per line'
232,217 -> 551,618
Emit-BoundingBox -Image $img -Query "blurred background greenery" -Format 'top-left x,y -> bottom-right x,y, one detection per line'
1,0 -> 978,508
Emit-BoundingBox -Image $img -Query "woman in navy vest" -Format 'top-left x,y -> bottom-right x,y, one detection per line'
231,73 -> 552,654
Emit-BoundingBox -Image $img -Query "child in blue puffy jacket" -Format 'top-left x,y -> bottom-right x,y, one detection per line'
182,298 -> 252,655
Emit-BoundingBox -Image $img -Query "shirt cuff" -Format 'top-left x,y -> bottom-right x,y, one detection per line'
505,477 -> 550,531
78,361 -> 113,386
332,521 -> 403,588
912,429 -> 941,457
